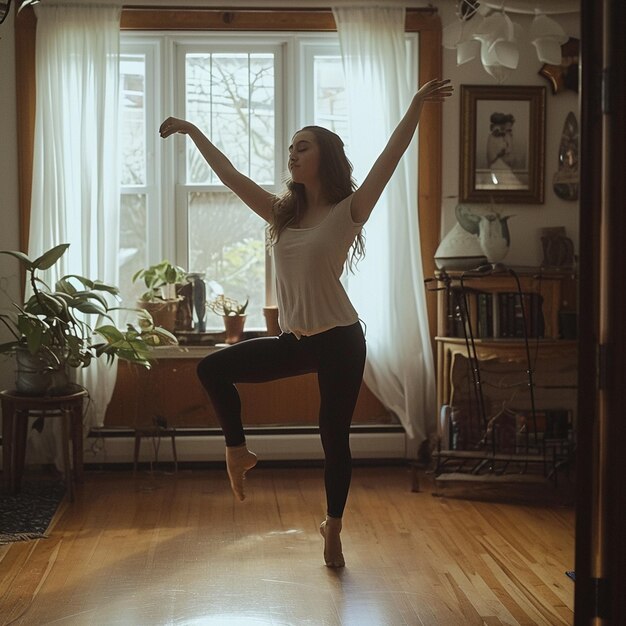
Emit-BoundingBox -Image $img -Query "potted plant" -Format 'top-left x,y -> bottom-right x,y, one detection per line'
132,260 -> 187,333
0,243 -> 177,396
207,295 -> 249,344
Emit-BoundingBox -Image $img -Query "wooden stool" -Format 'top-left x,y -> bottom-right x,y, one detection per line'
1,389 -> 87,501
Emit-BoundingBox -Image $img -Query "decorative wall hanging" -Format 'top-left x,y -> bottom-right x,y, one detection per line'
460,84 -> 546,204
552,111 -> 578,201
539,37 -> 579,94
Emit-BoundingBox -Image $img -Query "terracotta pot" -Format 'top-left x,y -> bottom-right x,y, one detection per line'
263,306 -> 280,336
223,314 -> 246,344
140,300 -> 179,334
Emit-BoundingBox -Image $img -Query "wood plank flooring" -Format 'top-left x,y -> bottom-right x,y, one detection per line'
0,466 -> 574,625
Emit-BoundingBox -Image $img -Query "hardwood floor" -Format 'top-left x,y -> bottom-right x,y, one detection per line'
0,466 -> 574,625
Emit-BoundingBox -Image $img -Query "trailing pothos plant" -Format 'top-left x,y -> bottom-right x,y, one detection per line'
0,243 -> 177,378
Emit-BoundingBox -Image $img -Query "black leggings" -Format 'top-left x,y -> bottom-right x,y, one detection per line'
196,321 -> 366,518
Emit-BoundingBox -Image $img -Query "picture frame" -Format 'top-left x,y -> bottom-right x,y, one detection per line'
459,85 -> 546,204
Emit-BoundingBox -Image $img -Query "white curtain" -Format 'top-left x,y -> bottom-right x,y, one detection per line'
333,5 -> 436,447
30,4 -> 121,430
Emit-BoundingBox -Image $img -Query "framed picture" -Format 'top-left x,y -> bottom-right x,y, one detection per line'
460,85 -> 546,203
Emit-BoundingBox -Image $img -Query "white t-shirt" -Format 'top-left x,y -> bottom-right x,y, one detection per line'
272,194 -> 363,338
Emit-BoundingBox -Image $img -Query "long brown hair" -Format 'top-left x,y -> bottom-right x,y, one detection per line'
269,125 -> 365,270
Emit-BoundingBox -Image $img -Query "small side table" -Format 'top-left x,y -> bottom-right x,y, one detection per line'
1,389 -> 87,500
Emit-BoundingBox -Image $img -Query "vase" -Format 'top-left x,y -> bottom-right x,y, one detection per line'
187,273 -> 207,332
175,282 -> 193,331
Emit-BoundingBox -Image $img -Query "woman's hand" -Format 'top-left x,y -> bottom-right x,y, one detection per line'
159,116 -> 275,222
414,78 -> 454,104
159,117 -> 195,138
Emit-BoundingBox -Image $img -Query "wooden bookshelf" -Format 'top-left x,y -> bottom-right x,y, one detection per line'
436,267 -> 576,341
433,267 -> 578,461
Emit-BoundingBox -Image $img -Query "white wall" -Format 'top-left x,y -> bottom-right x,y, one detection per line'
0,1 -> 581,389
438,1 -> 580,267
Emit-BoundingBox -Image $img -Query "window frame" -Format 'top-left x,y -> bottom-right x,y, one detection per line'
121,31 -> 377,330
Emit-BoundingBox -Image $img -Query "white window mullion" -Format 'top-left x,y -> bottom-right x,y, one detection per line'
154,35 -> 174,267
146,38 -> 163,267
174,183 -> 188,271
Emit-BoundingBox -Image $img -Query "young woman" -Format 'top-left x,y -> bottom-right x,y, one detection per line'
159,78 -> 452,568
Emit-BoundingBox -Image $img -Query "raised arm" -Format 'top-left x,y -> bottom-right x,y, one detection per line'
159,117 -> 276,223
351,78 -> 453,224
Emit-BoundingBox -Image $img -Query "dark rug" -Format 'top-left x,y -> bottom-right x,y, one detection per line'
0,480 -> 66,544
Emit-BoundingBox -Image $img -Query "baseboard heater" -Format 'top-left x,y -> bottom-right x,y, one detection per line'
82,424 -> 408,465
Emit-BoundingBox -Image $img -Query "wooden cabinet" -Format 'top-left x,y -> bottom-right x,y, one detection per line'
104,346 -> 395,429
434,268 -> 577,410
436,336 -> 578,415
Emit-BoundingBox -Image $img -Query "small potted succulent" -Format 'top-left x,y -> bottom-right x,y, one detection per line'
132,260 -> 187,333
207,295 -> 249,344
0,243 -> 177,396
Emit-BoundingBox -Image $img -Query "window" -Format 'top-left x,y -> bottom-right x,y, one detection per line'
179,46 -> 280,329
119,32 -> 415,329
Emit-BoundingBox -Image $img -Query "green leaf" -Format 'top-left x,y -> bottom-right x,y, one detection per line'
94,325 -> 125,344
135,308 -> 155,330
81,291 -> 110,309
17,314 -> 47,347
73,301 -> 108,316
37,292 -> 65,316
55,278 -> 77,295
165,266 -> 177,283
33,243 -> 70,270
132,261 -> 186,292
91,281 -> 119,296
149,327 -> 178,344
60,274 -> 94,290
23,292 -> 65,317
0,249 -> 34,270
51,291 -> 76,312
65,334 -> 83,353
131,269 -> 144,283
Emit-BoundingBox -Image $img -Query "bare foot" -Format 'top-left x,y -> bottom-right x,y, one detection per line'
319,517 -> 345,568
225,444 -> 257,501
